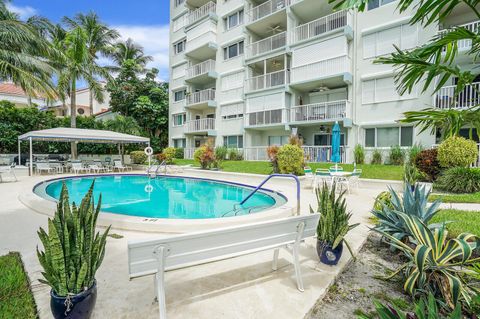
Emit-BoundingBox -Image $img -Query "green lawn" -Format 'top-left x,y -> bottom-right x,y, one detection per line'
430,209 -> 480,237
0,252 -> 37,318
174,159 -> 404,181
429,192 -> 480,204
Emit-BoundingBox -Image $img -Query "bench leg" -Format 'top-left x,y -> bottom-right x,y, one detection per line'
154,246 -> 167,319
272,248 -> 280,271
292,244 -> 304,292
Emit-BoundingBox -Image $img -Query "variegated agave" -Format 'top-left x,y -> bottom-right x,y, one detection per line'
376,212 -> 480,309
37,181 -> 110,297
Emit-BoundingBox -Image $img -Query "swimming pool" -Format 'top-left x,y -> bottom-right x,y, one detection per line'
34,175 -> 287,219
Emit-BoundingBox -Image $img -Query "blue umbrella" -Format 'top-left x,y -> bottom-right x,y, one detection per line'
331,122 -> 341,164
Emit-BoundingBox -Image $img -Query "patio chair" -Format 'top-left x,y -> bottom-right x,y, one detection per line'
88,163 -> 108,173
113,160 -> 132,172
0,163 -> 17,182
314,168 -> 332,190
94,160 -> 111,172
49,161 -> 64,174
71,161 -> 90,174
329,165 -> 343,172
36,162 -> 55,175
304,166 -> 315,189
349,168 -> 362,190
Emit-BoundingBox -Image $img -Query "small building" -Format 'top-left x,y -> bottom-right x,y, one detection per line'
0,82 -> 49,108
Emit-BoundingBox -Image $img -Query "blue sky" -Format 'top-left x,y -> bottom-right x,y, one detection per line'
7,0 -> 171,80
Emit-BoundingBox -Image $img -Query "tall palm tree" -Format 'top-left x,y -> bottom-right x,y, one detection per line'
109,38 -> 153,73
0,0 -> 59,99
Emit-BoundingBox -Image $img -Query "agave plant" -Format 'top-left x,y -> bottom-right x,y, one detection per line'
376,213 -> 480,309
372,183 -> 442,243
37,182 -> 110,296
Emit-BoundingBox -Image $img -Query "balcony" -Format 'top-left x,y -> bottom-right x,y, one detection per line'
243,145 -> 347,162
185,19 -> 217,60
246,108 -> 286,127
186,88 -> 216,109
290,55 -> 351,87
290,100 -> 347,123
246,69 -> 289,92
247,0 -> 291,23
184,118 -> 216,134
186,1 -> 216,27
246,32 -> 287,60
293,10 -> 351,44
438,20 -> 479,52
185,60 -> 217,84
434,82 -> 480,109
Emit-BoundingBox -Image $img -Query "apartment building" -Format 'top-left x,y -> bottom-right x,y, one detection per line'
168,0 -> 477,163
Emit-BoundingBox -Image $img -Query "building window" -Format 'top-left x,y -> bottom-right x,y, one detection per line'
363,23 -> 417,58
268,136 -> 289,146
362,76 -> 416,104
174,39 -> 186,55
223,135 -> 243,148
367,0 -> 396,10
223,40 -> 244,60
221,102 -> 244,120
364,126 -> 413,147
224,9 -> 244,31
174,89 -> 186,102
173,138 -> 186,148
77,108 -> 85,115
172,113 -> 186,126
174,0 -> 185,8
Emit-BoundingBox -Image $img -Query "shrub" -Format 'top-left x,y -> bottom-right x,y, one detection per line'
353,144 -> 365,164
389,145 -> 405,165
162,147 -> 176,164
437,136 -> 478,168
227,148 -> 242,160
371,149 -> 382,164
373,191 -> 393,211
277,144 -> 304,175
403,161 -> 419,186
435,167 -> 480,193
214,146 -> 228,161
174,147 -> 184,159
194,144 -> 215,169
267,145 -> 280,173
414,149 -> 441,182
130,150 -> 147,164
408,143 -> 423,164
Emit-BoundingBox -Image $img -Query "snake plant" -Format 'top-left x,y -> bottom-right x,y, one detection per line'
37,181 -> 110,297
376,212 -> 480,309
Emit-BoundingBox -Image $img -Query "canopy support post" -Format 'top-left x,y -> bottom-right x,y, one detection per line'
17,139 -> 21,166
29,137 -> 33,176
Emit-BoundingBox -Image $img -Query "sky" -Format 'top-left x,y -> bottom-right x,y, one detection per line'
7,0 -> 171,81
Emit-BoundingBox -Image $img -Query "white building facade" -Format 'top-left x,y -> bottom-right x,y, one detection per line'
168,0 -> 477,163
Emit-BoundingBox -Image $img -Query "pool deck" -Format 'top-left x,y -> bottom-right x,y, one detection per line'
0,169 -> 394,319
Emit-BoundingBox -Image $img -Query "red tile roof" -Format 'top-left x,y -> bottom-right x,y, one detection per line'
0,83 -> 27,97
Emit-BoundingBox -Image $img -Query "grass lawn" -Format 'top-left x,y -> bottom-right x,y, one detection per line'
0,252 -> 37,318
429,192 -> 480,204
174,159 -> 404,180
430,209 -> 480,237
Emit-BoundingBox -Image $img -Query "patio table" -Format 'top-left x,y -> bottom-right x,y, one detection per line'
329,171 -> 353,188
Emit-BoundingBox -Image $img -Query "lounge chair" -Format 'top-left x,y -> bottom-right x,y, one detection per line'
88,164 -> 108,173
113,160 -> 132,172
0,163 -> 17,182
36,162 -> 55,175
71,162 -> 90,174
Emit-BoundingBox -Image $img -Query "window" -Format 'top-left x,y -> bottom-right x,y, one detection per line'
174,89 -> 186,102
367,0 -> 396,10
363,23 -> 417,58
224,10 -> 244,30
223,135 -> 243,148
364,126 -> 413,147
268,136 -> 289,146
172,113 -> 186,126
362,76 -> 416,104
77,108 -> 85,115
223,40 -> 244,60
173,138 -> 186,148
174,0 -> 185,8
174,39 -> 186,54
221,103 -> 244,120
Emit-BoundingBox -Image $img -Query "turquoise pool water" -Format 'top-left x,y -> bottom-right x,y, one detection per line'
35,175 -> 286,219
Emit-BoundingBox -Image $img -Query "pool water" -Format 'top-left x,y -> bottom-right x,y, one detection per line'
37,175 -> 286,219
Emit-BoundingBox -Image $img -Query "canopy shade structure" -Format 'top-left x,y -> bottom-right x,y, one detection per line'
18,127 -> 150,176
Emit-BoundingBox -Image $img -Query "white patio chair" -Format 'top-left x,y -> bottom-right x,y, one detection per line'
304,166 -> 315,189
71,162 -> 90,174
329,165 -> 343,172
0,163 -> 17,182
113,160 -> 132,172
88,164 -> 108,173
94,160 -> 111,172
349,168 -> 362,190
36,162 -> 55,175
314,168 -> 331,190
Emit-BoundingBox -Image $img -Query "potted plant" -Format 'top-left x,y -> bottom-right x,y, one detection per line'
37,182 -> 110,319
311,183 -> 359,265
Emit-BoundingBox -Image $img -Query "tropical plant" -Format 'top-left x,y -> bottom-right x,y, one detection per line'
437,136 -> 478,168
408,143 -> 423,164
267,145 -> 280,173
373,191 -> 393,211
214,146 -> 228,161
376,213 -> 480,309
194,144 -> 215,169
174,147 -> 184,160
353,144 -> 365,164
277,144 -> 304,175
109,38 -> 153,73
372,184 -> 442,243
403,161 -> 419,186
161,147 -> 176,165
37,182 -> 110,296
435,167 -> 480,194
129,150 -> 147,164
227,148 -> 242,160
311,183 -> 359,258
389,145 -> 405,165
371,149 -> 382,165
414,149 -> 441,182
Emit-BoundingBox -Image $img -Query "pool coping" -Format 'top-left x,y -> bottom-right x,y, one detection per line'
20,173 -> 296,233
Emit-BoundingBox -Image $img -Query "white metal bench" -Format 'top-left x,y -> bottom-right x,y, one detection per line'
128,214 -> 320,319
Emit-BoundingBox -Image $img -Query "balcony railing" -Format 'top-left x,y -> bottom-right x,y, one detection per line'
247,0 -> 291,23
184,148 -> 196,159
438,20 -> 480,51
246,32 -> 287,59
185,118 -> 215,133
290,100 -> 347,122
186,88 -> 216,105
435,82 -> 480,109
290,55 -> 349,83
187,1 -> 216,26
186,59 -> 215,79
246,108 -> 286,126
293,10 -> 349,43
246,70 -> 289,92
243,145 -> 347,162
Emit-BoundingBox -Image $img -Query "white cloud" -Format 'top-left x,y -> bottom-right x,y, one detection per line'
6,3 -> 37,20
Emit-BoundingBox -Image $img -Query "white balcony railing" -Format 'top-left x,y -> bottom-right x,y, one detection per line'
435,82 -> 480,109
246,108 -> 286,126
186,59 -> 216,79
290,100 -> 347,122
186,31 -> 216,53
185,118 -> 215,133
248,0 -> 291,23
246,70 -> 289,92
293,10 -> 349,43
186,88 -> 216,105
438,20 -> 480,51
290,55 -> 349,83
243,147 -> 269,161
187,1 -> 216,26
243,145 -> 347,162
184,148 -> 196,159
246,32 -> 287,59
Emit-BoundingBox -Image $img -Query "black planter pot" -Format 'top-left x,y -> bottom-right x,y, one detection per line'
316,240 -> 343,266
50,280 -> 97,319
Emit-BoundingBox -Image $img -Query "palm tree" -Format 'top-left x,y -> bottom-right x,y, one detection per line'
104,115 -> 141,163
109,38 -> 153,73
0,0 -> 59,99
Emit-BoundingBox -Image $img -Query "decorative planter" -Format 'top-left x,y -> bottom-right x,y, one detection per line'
317,240 -> 343,266
50,281 -> 97,319
416,182 -> 433,193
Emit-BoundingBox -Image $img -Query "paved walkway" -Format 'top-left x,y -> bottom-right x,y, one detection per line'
439,203 -> 480,211
0,170 -> 391,319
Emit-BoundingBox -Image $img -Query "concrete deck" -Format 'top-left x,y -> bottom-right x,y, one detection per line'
0,169 -> 391,319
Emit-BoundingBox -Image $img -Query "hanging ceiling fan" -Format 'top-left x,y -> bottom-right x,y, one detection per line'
267,25 -> 283,35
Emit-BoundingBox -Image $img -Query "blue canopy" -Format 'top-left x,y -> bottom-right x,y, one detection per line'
331,122 -> 341,163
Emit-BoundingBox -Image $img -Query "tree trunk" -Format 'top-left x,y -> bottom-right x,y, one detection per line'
89,89 -> 94,115
70,78 -> 78,159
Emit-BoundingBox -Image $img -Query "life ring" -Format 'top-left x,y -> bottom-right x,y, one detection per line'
144,146 -> 153,156
144,184 -> 153,193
